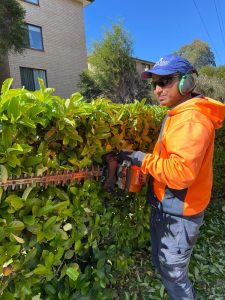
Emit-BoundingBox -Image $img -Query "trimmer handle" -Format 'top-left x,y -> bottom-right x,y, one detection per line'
101,152 -> 118,192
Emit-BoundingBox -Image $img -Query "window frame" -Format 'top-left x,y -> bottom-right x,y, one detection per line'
23,0 -> 39,6
20,67 -> 48,91
26,23 -> 44,51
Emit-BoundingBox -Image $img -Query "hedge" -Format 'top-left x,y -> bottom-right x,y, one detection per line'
0,79 -> 224,299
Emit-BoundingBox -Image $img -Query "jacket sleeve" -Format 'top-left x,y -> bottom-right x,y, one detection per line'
141,120 -> 214,189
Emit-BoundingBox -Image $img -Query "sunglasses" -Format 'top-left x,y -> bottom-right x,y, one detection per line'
151,75 -> 180,89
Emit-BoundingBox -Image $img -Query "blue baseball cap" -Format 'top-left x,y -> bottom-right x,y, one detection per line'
141,54 -> 197,79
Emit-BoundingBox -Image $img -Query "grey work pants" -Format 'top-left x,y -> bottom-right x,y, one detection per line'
150,207 -> 204,300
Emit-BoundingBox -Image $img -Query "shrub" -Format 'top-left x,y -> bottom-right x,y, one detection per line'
0,79 -> 164,299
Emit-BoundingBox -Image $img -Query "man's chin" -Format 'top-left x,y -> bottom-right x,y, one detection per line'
159,99 -> 168,106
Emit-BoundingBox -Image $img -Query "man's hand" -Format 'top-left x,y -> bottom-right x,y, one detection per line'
117,150 -> 134,162
117,150 -> 146,167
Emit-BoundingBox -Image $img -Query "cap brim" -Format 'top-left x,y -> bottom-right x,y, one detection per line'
141,69 -> 177,80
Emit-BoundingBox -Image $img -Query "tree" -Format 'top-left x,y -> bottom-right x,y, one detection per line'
78,70 -> 102,101
198,65 -> 225,102
200,65 -> 225,81
0,0 -> 26,59
79,24 -> 151,103
176,39 -> 216,68
195,74 -> 225,101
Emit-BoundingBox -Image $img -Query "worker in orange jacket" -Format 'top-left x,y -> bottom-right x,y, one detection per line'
118,54 -> 225,299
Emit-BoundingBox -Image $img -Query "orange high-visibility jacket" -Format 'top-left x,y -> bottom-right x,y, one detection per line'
141,97 -> 225,216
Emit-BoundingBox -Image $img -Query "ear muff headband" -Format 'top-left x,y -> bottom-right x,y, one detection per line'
178,74 -> 196,95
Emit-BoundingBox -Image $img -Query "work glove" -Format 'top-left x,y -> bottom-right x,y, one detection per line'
117,150 -> 146,167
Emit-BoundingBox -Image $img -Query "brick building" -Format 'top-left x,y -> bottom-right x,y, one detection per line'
0,0 -> 93,98
133,57 -> 155,76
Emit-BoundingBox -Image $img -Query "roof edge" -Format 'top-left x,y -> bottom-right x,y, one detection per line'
83,0 -> 94,7
132,57 -> 155,64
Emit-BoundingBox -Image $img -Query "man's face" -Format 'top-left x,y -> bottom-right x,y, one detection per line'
152,74 -> 185,108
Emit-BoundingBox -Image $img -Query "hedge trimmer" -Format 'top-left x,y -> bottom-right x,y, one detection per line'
0,153 -> 146,194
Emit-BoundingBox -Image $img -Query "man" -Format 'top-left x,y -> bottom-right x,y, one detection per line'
118,54 -> 225,299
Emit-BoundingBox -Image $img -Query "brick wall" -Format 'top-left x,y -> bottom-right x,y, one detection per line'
7,0 -> 88,98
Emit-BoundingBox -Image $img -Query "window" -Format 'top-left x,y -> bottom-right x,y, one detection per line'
26,24 -> 44,50
24,0 -> 39,5
20,67 -> 48,91
141,63 -> 149,71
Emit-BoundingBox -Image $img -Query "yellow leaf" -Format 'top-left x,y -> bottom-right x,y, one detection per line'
106,144 -> 112,152
3,266 -> 13,276
63,223 -> 72,231
84,207 -> 92,214
0,165 -> 8,183
11,233 -> 25,244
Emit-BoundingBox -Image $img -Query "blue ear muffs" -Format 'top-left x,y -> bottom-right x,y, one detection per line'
178,74 -> 196,95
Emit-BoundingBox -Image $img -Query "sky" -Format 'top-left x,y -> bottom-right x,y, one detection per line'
84,0 -> 225,66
